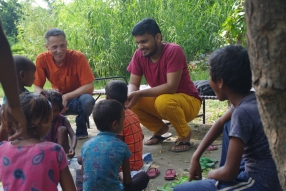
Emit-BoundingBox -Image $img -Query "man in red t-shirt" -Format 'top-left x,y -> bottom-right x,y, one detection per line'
34,28 -> 95,140
126,18 -> 201,152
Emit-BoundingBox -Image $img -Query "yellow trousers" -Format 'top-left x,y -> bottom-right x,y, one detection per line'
131,93 -> 201,138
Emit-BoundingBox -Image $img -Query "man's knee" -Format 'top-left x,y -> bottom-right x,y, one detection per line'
78,94 -> 95,112
155,95 -> 174,115
130,98 -> 144,114
79,94 -> 95,105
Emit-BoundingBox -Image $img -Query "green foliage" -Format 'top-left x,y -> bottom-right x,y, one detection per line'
14,0 -> 58,59
188,54 -> 210,81
192,99 -> 228,124
0,0 -> 22,44
190,64 -> 210,81
12,0 -> 235,77
219,0 -> 246,46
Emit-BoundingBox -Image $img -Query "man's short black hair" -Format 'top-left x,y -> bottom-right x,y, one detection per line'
209,45 -> 252,94
92,99 -> 123,132
105,80 -> 127,105
132,18 -> 161,37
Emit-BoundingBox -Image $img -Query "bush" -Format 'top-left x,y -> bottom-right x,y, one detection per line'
14,0 -> 236,77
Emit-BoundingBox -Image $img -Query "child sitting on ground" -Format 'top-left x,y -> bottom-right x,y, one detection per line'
174,45 -> 281,191
81,99 -> 149,191
105,80 -> 144,171
0,55 -> 36,141
0,92 -> 76,191
41,89 -> 77,159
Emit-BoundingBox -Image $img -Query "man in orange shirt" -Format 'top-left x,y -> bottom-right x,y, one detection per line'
34,28 -> 95,140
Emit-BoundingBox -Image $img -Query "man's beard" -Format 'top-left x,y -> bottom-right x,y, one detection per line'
143,42 -> 158,57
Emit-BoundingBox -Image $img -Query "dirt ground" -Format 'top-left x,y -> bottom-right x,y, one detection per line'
73,115 -> 222,191
0,95 -> 223,190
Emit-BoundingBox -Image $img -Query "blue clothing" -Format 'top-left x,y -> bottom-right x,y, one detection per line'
220,120 -> 245,172
229,93 -> 280,190
2,88 -> 29,105
174,93 -> 281,191
63,94 -> 95,136
81,131 -> 131,191
173,171 -> 267,191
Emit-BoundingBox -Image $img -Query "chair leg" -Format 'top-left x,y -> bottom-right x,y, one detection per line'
203,98 -> 206,124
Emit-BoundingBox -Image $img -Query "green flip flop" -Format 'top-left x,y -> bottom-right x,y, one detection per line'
200,161 -> 216,168
157,183 -> 173,191
199,157 -> 217,170
170,176 -> 190,187
200,157 -> 217,163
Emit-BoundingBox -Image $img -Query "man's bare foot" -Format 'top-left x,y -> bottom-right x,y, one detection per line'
144,123 -> 170,145
170,130 -> 192,152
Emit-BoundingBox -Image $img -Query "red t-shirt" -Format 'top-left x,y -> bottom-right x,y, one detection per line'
119,109 -> 143,171
127,43 -> 200,100
34,50 -> 95,94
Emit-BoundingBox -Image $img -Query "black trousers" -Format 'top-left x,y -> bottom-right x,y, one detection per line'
124,171 -> 149,191
76,170 -> 149,191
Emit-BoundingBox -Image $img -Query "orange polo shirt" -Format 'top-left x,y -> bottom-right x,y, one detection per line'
34,50 -> 95,94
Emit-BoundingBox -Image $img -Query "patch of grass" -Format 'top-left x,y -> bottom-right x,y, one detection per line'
0,85 -> 36,98
192,99 -> 228,125
0,81 -> 53,98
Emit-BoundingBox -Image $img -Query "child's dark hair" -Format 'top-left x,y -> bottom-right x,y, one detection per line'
19,92 -> 52,136
209,45 -> 252,94
92,99 -> 124,132
105,80 -> 127,105
13,55 -> 36,73
41,90 -> 64,111
132,18 -> 161,37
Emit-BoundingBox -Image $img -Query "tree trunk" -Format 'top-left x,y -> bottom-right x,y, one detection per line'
245,0 -> 286,189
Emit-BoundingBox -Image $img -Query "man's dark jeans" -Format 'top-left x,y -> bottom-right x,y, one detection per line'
64,94 -> 95,136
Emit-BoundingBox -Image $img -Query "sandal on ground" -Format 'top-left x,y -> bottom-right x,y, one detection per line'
170,175 -> 191,187
200,157 -> 217,163
169,141 -> 193,152
147,167 -> 160,179
200,157 -> 217,170
144,133 -> 172,145
164,169 -> 176,180
200,162 -> 216,170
